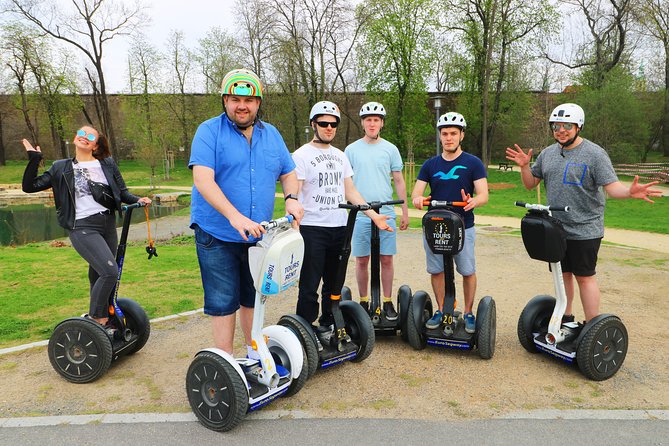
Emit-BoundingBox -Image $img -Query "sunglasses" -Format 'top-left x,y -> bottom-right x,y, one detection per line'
315,121 -> 339,128
76,129 -> 97,141
550,122 -> 575,132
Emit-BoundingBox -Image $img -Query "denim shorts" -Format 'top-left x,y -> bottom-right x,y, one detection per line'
423,226 -> 476,276
351,216 -> 397,257
194,225 -> 256,316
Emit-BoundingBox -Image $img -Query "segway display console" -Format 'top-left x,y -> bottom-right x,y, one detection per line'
515,201 -> 628,381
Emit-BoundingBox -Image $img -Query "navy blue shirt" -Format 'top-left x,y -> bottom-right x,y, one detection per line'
417,152 -> 487,228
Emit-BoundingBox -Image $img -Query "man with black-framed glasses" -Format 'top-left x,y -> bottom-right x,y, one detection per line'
505,103 -> 662,323
292,100 -> 392,331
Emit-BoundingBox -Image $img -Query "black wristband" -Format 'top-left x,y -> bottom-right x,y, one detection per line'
284,193 -> 298,201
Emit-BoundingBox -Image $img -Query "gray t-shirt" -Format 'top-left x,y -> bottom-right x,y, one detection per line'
531,138 -> 618,239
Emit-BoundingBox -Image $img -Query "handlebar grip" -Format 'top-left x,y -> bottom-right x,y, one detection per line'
122,202 -> 146,211
385,199 -> 405,205
338,203 -> 371,210
514,201 -> 527,207
550,205 -> 570,212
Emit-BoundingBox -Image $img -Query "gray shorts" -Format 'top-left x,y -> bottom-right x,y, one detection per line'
423,226 -> 476,276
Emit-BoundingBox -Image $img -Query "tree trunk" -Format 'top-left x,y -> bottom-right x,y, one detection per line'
0,112 -> 5,166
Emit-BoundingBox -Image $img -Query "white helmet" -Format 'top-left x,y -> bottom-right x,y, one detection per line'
359,102 -> 386,118
309,101 -> 341,122
549,103 -> 584,128
437,112 -> 466,129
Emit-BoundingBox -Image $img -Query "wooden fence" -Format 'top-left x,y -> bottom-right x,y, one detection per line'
613,163 -> 669,184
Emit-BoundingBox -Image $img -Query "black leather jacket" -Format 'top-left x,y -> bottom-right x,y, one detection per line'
22,151 -> 140,230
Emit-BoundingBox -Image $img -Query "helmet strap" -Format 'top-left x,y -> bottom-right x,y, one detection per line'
556,128 -> 580,155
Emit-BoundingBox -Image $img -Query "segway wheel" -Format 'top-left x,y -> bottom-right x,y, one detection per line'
576,316 -> 628,381
340,301 -> 375,362
341,286 -> 352,301
117,298 -> 151,355
406,291 -> 432,350
48,318 -> 113,383
475,296 -> 496,359
186,351 -> 249,432
277,315 -> 319,379
517,295 -> 555,353
397,285 -> 412,341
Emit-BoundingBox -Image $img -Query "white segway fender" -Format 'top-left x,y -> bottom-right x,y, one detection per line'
262,325 -> 304,379
198,347 -> 251,395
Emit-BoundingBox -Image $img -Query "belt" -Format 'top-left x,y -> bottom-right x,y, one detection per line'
98,209 -> 112,215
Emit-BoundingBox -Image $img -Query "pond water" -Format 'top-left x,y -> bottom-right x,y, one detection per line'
0,204 -> 188,246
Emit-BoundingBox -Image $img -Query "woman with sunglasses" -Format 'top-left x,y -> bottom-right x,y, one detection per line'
505,103 -> 662,323
21,125 -> 151,331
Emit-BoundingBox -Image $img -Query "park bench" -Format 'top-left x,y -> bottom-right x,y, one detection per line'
498,162 -> 512,171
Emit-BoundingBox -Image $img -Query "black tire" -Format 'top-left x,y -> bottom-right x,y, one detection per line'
475,296 -> 496,359
397,285 -> 412,341
269,343 -> 308,397
341,286 -> 352,301
186,351 -> 249,432
48,318 -> 113,383
277,315 -> 319,379
517,295 -> 555,353
406,291 -> 432,350
117,297 -> 151,355
340,301 -> 375,362
577,316 -> 628,381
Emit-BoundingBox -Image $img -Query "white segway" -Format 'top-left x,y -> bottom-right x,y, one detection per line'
515,201 -> 628,380
186,216 -> 307,431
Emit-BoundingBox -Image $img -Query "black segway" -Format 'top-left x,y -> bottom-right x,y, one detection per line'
278,203 -> 375,378
514,201 -> 628,380
405,199 -> 496,359
47,202 -> 152,383
338,200 -> 411,338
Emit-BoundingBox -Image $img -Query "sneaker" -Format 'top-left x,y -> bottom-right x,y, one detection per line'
360,300 -> 369,312
383,301 -> 398,321
425,310 -> 443,329
562,314 -> 575,323
464,312 -> 476,334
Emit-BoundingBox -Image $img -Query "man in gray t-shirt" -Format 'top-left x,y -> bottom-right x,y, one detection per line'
506,103 -> 662,322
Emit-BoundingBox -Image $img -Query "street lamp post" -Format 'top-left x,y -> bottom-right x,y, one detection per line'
65,140 -> 70,159
433,96 -> 442,157
304,126 -> 310,144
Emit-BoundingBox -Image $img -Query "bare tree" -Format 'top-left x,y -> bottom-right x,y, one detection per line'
164,30 -> 195,162
7,0 -> 146,154
195,27 -> 241,94
635,0 -> 669,156
236,0 -> 277,81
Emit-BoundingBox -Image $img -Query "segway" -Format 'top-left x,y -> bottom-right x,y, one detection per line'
278,203 -> 375,378
338,200 -> 411,338
405,199 -> 496,359
187,216 -> 308,432
47,202 -> 152,383
515,201 -> 628,380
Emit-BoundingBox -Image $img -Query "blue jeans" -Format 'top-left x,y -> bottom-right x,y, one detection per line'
351,215 -> 397,257
194,225 -> 255,316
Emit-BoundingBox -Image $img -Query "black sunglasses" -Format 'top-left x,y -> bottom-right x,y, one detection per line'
315,121 -> 339,128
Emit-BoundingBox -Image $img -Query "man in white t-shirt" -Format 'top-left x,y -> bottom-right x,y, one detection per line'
345,102 -> 409,320
292,100 -> 393,329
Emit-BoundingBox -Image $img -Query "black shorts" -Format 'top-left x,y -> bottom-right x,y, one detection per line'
560,238 -> 602,277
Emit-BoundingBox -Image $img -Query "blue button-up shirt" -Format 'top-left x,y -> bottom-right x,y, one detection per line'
189,113 -> 295,242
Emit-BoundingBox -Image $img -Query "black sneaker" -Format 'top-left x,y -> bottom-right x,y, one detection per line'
562,314 -> 575,323
383,301 -> 398,321
360,300 -> 369,312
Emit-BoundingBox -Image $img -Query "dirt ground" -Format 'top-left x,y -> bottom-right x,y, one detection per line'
1,228 -> 668,420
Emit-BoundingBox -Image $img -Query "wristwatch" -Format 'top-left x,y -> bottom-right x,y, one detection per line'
284,193 -> 298,201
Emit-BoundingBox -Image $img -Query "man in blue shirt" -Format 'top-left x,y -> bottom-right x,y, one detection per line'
411,112 -> 488,334
189,69 -> 304,358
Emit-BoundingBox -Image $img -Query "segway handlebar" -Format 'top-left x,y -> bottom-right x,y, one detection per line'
514,201 -> 569,212
122,201 -> 147,211
338,199 -> 405,211
423,199 -> 468,208
259,215 -> 294,230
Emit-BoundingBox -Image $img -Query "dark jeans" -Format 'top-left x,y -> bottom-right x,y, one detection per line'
296,225 -> 346,326
68,212 -> 118,318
